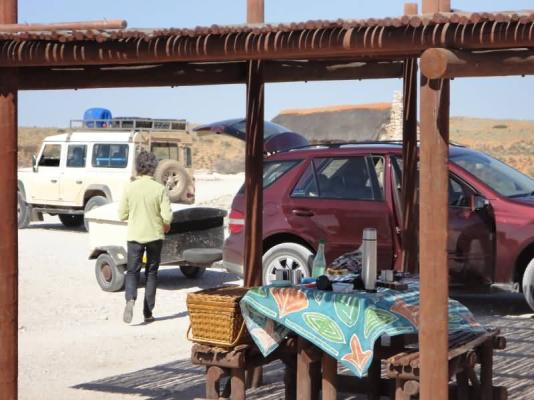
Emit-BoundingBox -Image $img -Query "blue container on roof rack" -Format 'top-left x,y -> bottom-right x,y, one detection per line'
83,108 -> 112,128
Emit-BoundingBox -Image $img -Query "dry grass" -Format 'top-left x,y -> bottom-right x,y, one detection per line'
18,117 -> 533,177
17,127 -> 246,174
450,117 -> 534,177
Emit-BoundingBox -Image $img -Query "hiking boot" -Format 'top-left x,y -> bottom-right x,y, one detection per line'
123,300 -> 135,323
144,315 -> 155,324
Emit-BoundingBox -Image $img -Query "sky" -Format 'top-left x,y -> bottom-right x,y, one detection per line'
18,0 -> 534,127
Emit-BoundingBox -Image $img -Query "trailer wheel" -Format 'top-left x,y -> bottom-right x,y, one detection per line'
180,265 -> 206,279
59,214 -> 84,228
95,253 -> 125,292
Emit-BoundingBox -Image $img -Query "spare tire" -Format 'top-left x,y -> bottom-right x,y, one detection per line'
154,159 -> 190,203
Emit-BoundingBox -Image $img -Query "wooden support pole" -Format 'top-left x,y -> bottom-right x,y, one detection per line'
419,73 -> 450,400
0,3 -> 18,400
420,1 -> 451,399
401,2 -> 419,274
421,48 -> 534,79
247,0 -> 264,24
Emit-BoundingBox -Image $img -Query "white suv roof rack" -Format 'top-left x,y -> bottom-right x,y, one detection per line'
70,118 -> 187,131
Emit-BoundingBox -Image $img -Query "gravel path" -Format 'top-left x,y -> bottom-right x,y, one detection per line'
18,172 -> 534,399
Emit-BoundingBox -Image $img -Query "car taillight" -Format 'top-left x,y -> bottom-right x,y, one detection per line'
228,209 -> 245,234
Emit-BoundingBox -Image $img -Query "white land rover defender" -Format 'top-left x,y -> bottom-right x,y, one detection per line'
18,111 -> 195,231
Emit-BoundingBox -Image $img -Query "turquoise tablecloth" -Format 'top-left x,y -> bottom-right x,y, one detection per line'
240,281 -> 485,377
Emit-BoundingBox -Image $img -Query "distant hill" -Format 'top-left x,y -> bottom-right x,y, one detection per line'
272,103 -> 392,143
17,115 -> 534,178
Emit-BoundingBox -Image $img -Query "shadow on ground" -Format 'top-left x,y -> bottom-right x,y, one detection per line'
73,359 -> 285,400
452,291 -> 534,400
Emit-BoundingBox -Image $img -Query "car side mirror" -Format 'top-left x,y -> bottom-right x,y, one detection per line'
32,154 -> 38,172
471,194 -> 489,212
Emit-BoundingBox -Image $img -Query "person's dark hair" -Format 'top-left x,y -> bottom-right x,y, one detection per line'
136,151 -> 158,176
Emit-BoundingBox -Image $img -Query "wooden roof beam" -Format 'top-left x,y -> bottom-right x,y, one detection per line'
421,48 -> 534,79
12,60 -> 404,90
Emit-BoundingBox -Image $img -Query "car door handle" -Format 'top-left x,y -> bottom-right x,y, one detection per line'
51,179 -> 58,183
76,180 -> 83,184
292,208 -> 314,217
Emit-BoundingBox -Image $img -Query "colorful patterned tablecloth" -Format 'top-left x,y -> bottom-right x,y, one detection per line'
240,281 -> 485,377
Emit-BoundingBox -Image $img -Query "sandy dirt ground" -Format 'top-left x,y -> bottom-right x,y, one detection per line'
18,171 -> 534,399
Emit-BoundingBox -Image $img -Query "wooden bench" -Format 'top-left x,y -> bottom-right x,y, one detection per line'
386,329 -> 507,400
191,338 -> 298,400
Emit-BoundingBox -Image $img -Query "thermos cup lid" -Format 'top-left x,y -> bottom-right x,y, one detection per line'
363,227 -> 377,240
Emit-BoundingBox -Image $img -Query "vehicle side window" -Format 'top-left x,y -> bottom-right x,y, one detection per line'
238,160 -> 299,194
38,144 -> 61,167
449,176 -> 470,208
92,144 -> 129,168
184,147 -> 192,168
66,144 -> 87,168
292,163 -> 319,197
292,157 -> 383,201
151,142 -> 179,161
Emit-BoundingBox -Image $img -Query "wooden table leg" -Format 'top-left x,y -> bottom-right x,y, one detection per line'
206,366 -> 225,399
367,353 -> 381,400
479,340 -> 494,400
231,368 -> 246,400
297,338 -> 321,400
283,355 -> 297,400
322,353 -> 337,400
245,366 -> 263,389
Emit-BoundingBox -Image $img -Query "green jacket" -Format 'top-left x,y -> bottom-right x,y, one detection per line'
118,176 -> 172,243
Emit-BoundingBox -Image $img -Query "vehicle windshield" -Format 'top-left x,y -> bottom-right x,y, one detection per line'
450,151 -> 534,198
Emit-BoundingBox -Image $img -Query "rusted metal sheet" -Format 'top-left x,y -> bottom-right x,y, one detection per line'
243,59 -> 264,288
13,60 -> 404,90
0,14 -> 533,67
421,48 -> 534,79
0,4 -> 17,400
0,19 -> 126,32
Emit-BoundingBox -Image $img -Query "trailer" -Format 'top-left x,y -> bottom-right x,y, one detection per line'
86,202 -> 226,291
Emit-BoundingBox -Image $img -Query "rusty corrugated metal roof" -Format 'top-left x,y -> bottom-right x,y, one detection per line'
0,11 -> 533,42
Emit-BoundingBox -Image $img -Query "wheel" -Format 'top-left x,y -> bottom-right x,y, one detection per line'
262,242 -> 313,285
180,265 -> 206,279
83,195 -> 109,231
59,214 -> 84,228
154,159 -> 191,203
521,258 -> 534,311
95,253 -> 125,292
17,192 -> 30,229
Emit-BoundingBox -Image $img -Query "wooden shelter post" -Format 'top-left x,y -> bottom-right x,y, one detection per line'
0,2 -> 18,399
420,1 -> 451,399
243,0 -> 264,288
401,2 -> 419,274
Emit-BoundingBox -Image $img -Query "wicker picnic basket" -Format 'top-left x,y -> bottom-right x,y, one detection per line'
186,285 -> 250,348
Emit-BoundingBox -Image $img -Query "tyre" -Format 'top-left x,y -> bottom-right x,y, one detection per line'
83,195 -> 109,231
95,253 -> 125,292
17,192 -> 30,229
262,242 -> 313,285
59,214 -> 84,228
180,265 -> 206,279
521,258 -> 534,311
154,159 -> 190,203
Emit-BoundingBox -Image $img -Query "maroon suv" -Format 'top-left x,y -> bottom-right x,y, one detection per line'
223,143 -> 534,310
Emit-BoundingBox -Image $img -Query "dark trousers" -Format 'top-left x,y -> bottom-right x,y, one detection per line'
126,240 -> 163,317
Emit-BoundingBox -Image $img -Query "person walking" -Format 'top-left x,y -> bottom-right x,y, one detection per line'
118,151 -> 172,324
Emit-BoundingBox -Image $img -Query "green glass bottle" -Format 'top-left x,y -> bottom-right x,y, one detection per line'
311,239 -> 326,278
